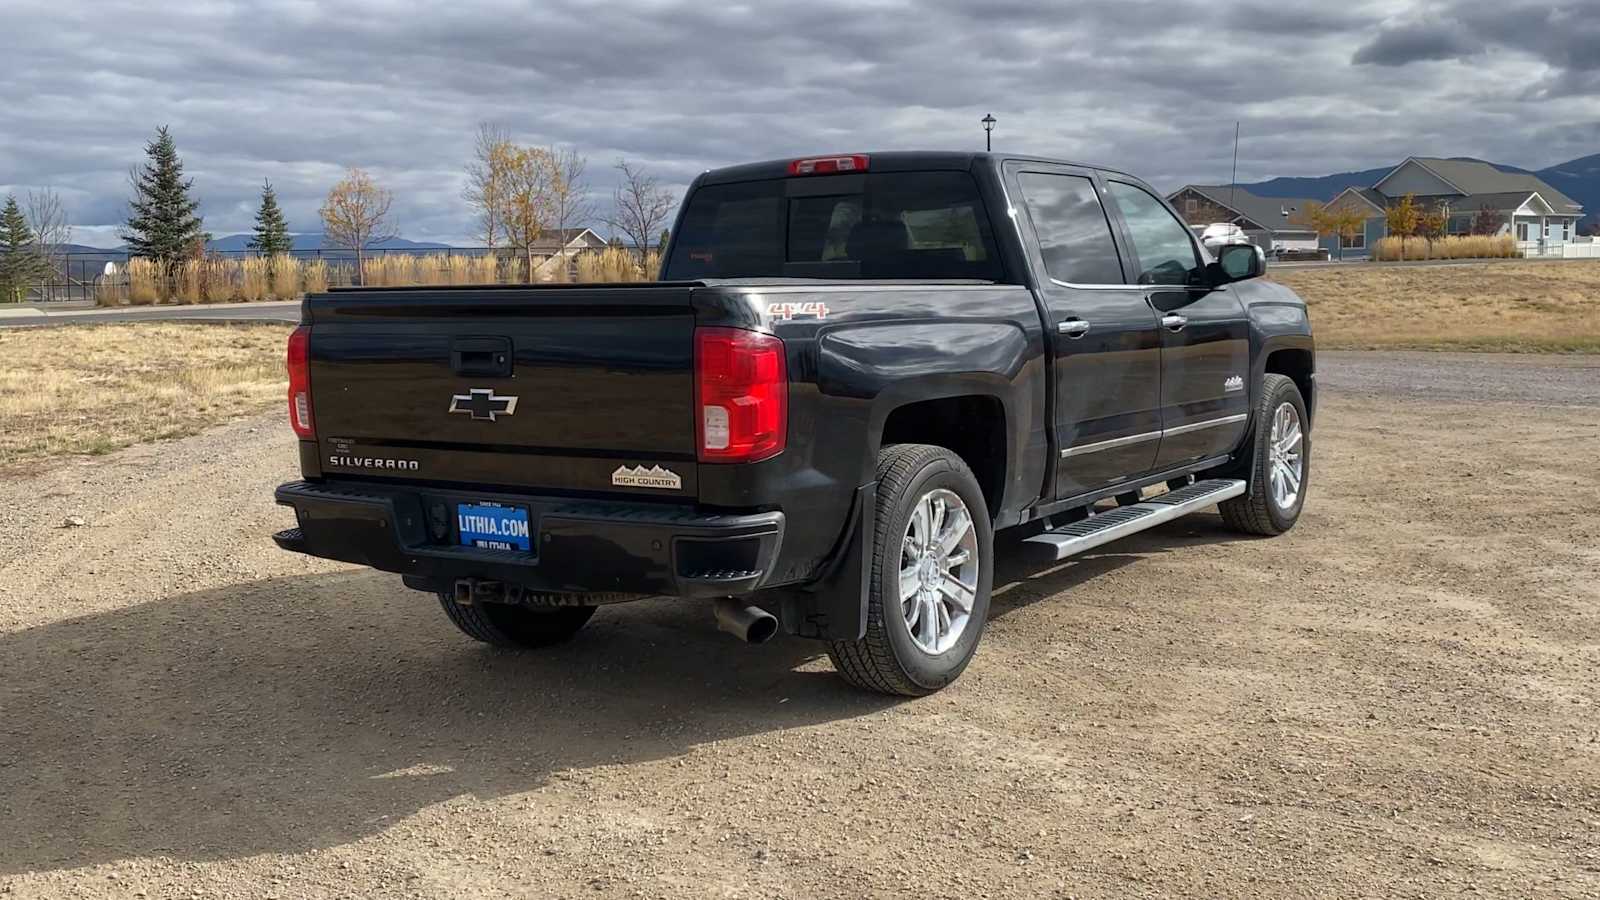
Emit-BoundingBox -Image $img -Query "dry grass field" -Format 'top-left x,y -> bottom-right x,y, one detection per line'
1272,259 -> 1600,352
0,322 -> 289,469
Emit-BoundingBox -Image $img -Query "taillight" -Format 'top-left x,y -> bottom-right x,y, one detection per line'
287,325 -> 314,439
695,327 -> 787,463
787,154 -> 869,176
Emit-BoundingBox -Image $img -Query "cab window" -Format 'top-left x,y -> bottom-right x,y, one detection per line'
1106,181 -> 1201,286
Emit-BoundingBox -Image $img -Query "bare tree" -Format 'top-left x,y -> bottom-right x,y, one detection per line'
603,160 -> 675,261
25,188 -> 71,285
463,122 -> 510,250
320,168 -> 396,285
547,146 -> 594,240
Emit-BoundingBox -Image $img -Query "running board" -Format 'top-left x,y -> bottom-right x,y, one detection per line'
1023,478 -> 1246,561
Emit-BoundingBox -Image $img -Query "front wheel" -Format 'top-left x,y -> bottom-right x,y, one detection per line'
826,444 -> 994,696
1219,373 -> 1309,536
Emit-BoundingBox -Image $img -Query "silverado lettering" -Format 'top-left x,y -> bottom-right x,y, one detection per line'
327,456 -> 420,471
274,151 -> 1315,696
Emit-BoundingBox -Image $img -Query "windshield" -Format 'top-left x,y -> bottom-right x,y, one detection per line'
663,171 -> 1005,280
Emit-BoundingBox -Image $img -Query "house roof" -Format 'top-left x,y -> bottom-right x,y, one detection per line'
528,227 -> 606,252
1454,191 -> 1542,214
1328,186 -> 1387,215
1171,184 -> 1319,232
1384,157 -> 1582,214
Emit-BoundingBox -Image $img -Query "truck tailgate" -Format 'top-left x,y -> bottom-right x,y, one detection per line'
305,284 -> 701,497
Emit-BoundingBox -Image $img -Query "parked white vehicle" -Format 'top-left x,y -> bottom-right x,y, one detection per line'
1197,222 -> 1251,253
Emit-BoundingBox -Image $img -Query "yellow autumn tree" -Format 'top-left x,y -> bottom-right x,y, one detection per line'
320,168 -> 396,285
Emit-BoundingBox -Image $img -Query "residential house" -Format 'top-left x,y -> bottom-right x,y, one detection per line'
1322,157 -> 1585,258
527,227 -> 610,278
1166,185 -> 1322,254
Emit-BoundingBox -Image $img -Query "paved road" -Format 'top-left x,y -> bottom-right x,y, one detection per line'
0,300 -> 301,327
1319,349 -> 1600,407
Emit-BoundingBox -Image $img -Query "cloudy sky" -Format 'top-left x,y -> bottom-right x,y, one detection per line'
2,0 -> 1596,247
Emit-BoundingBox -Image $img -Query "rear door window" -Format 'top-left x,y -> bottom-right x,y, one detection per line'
1015,172 -> 1126,285
665,172 -> 1004,280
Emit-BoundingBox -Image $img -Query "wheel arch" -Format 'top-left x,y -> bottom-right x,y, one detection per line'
1262,344 -> 1315,424
875,391 -> 1010,521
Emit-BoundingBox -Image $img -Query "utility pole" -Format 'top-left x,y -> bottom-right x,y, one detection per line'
1229,121 -> 1241,211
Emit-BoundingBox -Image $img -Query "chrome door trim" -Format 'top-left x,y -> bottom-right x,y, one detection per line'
1059,413 -> 1247,459
1060,429 -> 1161,459
1162,413 -> 1247,437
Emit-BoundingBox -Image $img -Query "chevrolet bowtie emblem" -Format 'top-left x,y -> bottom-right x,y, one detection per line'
449,388 -> 518,421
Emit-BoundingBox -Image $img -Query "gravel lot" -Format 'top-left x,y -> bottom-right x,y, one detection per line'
1,353 -> 1597,898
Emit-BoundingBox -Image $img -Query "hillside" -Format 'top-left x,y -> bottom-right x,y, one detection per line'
204,234 -> 454,252
1536,153 -> 1600,229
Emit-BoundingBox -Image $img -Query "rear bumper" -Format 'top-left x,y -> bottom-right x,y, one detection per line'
273,480 -> 784,599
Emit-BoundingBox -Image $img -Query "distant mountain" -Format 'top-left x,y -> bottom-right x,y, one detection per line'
1233,165 -> 1394,202
1237,154 -> 1598,229
57,243 -> 127,257
1536,153 -> 1600,230
204,233 -> 455,252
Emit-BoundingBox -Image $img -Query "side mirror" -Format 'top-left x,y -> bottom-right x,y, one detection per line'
1214,243 -> 1265,284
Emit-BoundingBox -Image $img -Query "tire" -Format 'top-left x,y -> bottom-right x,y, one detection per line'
437,595 -> 596,648
826,444 -> 994,696
1219,373 -> 1309,536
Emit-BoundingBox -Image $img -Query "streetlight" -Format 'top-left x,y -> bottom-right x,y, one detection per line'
981,114 -> 996,152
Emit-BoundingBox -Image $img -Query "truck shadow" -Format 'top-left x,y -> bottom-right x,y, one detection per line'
1,513 -> 1242,875
0,570 -> 887,876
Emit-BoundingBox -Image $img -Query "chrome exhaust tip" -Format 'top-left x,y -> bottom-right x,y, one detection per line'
712,598 -> 779,645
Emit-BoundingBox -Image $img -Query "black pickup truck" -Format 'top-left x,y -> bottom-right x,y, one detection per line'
274,151 -> 1314,696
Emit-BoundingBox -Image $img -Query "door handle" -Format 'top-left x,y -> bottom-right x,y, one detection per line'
1058,318 -> 1091,339
1161,314 -> 1188,332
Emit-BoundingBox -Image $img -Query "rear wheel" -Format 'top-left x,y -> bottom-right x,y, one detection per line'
826,444 -> 993,696
1219,373 -> 1309,536
438,596 -> 596,648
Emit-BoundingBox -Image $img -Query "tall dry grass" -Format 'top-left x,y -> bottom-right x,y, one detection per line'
270,255 -> 301,298
93,249 -> 658,306
124,258 -> 162,306
301,259 -> 330,294
1372,234 -> 1518,262
576,248 -> 660,283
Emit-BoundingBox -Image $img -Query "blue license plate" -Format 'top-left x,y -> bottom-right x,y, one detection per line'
457,502 -> 531,552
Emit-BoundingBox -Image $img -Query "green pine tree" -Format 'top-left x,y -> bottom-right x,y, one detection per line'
123,125 -> 205,261
656,228 -> 670,254
248,179 -> 293,255
0,195 -> 42,303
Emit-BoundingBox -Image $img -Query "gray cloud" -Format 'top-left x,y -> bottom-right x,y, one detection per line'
0,0 -> 1594,247
1352,21 -> 1480,66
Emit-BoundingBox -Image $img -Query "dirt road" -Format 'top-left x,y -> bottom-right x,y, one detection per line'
2,353 -> 1597,898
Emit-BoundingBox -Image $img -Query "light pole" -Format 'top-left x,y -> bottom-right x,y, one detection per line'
981,114 -> 996,152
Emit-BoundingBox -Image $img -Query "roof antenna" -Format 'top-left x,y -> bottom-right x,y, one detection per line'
1229,121 -> 1240,211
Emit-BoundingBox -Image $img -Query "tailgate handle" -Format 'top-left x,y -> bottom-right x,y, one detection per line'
451,337 -> 513,377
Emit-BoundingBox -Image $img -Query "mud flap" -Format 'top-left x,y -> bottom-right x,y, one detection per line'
780,482 -> 875,641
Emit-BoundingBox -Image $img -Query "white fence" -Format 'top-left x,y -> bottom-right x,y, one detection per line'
1518,239 -> 1600,259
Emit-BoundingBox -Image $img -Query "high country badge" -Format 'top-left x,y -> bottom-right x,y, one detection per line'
611,464 -> 682,490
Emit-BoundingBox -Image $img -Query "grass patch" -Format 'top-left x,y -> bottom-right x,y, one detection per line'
0,322 -> 290,469
1271,259 -> 1600,352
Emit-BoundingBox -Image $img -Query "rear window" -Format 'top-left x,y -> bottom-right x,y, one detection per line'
664,171 -> 1004,280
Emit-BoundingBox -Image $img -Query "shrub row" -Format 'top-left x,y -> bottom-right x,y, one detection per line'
1371,234 -> 1519,262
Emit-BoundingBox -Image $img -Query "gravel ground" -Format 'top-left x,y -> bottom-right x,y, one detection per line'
1319,350 -> 1600,406
1,353 -> 1597,898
